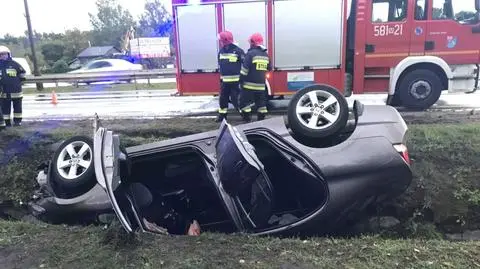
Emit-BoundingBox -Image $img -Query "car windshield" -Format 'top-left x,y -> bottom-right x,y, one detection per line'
432,0 -> 479,22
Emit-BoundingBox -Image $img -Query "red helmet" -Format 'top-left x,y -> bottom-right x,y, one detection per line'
248,33 -> 264,46
218,31 -> 234,46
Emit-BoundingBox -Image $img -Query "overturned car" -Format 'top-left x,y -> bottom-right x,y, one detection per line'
29,85 -> 413,237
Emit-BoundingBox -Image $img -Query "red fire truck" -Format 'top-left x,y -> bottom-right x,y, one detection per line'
171,0 -> 480,109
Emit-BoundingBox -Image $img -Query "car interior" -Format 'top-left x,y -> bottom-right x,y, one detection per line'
123,130 -> 329,235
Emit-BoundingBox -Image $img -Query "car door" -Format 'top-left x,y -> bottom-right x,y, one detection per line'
94,126 -> 140,234
214,120 -> 274,232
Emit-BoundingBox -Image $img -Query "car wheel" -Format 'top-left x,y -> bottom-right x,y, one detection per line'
51,136 -> 96,190
398,69 -> 442,110
287,84 -> 349,139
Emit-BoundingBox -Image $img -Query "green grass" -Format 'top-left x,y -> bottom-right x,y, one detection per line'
1,119 -> 480,268
0,220 -> 479,269
0,118 -> 479,233
23,82 -> 177,95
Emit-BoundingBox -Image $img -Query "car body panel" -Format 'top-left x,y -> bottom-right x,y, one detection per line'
94,127 -> 135,233
69,59 -> 143,74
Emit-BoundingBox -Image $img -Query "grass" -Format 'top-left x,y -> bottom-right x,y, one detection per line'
0,220 -> 479,269
23,82 -> 177,95
0,118 -> 479,268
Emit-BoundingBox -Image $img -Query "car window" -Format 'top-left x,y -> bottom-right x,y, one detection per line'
87,61 -> 112,69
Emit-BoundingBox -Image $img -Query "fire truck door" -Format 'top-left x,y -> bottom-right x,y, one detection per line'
425,0 -> 480,65
410,0 -> 428,55
365,0 -> 411,66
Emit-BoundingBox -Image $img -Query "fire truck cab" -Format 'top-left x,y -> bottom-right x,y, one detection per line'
171,0 -> 480,110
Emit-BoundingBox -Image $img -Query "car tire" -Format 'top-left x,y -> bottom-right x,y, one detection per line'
397,69 -> 442,110
51,136 -> 96,190
287,84 -> 349,139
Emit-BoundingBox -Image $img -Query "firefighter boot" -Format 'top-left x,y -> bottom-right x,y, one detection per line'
257,113 -> 266,121
241,111 -> 252,123
215,113 -> 227,123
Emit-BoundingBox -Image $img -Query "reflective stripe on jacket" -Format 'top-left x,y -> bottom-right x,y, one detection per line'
240,46 -> 271,90
0,59 -> 26,94
218,44 -> 245,83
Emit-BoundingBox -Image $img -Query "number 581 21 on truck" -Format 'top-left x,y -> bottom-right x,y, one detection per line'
171,0 -> 480,110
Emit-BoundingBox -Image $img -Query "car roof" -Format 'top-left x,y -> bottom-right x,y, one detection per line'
87,58 -> 132,65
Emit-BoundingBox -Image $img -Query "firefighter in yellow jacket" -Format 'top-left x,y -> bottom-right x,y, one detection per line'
0,45 -> 26,127
238,33 -> 271,122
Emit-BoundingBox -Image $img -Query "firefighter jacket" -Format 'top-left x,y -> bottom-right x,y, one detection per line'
218,43 -> 245,83
0,59 -> 26,97
239,45 -> 271,91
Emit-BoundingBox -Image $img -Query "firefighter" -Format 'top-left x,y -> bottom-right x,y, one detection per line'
238,33 -> 271,122
0,45 -> 26,127
0,91 -> 4,131
215,31 -> 245,122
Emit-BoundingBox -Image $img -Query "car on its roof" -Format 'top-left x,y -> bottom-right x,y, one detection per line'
29,84 -> 413,237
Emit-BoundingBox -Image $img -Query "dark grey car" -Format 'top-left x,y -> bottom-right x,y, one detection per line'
29,85 -> 413,236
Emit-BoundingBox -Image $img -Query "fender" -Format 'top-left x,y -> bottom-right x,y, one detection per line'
389,56 -> 453,95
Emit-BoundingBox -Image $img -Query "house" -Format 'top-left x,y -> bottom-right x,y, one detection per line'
71,46 -> 122,67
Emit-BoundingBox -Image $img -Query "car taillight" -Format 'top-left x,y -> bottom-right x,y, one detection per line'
393,144 -> 411,165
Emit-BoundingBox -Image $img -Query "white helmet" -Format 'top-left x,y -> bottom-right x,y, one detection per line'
0,45 -> 11,55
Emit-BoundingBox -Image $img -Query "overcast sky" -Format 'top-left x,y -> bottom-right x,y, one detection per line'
1,0 -> 476,37
0,0 -> 172,37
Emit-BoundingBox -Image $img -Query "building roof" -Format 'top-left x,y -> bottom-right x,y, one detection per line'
77,46 -> 120,58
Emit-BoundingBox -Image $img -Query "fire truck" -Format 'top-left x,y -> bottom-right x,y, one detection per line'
171,0 -> 480,109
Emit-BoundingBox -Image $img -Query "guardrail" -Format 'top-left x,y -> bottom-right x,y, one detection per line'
24,68 -> 177,86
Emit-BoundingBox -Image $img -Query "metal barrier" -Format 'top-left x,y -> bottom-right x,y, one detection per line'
24,68 -> 177,86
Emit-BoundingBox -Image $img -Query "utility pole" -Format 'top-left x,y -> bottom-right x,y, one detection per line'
23,0 -> 43,91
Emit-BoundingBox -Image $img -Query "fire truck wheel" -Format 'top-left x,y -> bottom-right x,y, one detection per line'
397,69 -> 442,110
287,84 -> 349,139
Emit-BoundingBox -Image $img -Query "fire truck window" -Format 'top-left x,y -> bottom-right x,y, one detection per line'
223,2 -> 267,52
415,0 -> 426,20
372,0 -> 407,23
176,4 -> 219,72
273,0 -> 343,69
433,0 -> 478,24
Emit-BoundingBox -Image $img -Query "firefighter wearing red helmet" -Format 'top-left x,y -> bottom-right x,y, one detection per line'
238,33 -> 271,122
215,31 -> 245,122
0,45 -> 26,127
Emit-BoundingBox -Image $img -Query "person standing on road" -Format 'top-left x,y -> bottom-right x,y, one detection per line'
215,31 -> 245,123
0,45 -> 26,127
238,33 -> 271,123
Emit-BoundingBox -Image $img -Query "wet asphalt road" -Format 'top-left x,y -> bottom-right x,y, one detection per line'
21,89 -> 480,121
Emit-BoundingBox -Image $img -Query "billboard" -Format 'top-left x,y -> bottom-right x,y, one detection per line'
130,37 -> 171,58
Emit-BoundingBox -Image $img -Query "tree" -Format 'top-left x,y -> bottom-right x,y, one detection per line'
41,42 -> 65,66
137,0 -> 173,38
62,29 -> 92,60
88,0 -> 136,47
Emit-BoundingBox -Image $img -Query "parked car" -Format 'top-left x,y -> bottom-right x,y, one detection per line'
29,85 -> 412,237
68,59 -> 143,85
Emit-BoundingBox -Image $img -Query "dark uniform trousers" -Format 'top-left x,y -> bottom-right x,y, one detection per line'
239,86 -> 268,120
0,103 -> 4,129
1,92 -> 23,126
218,81 -> 240,115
